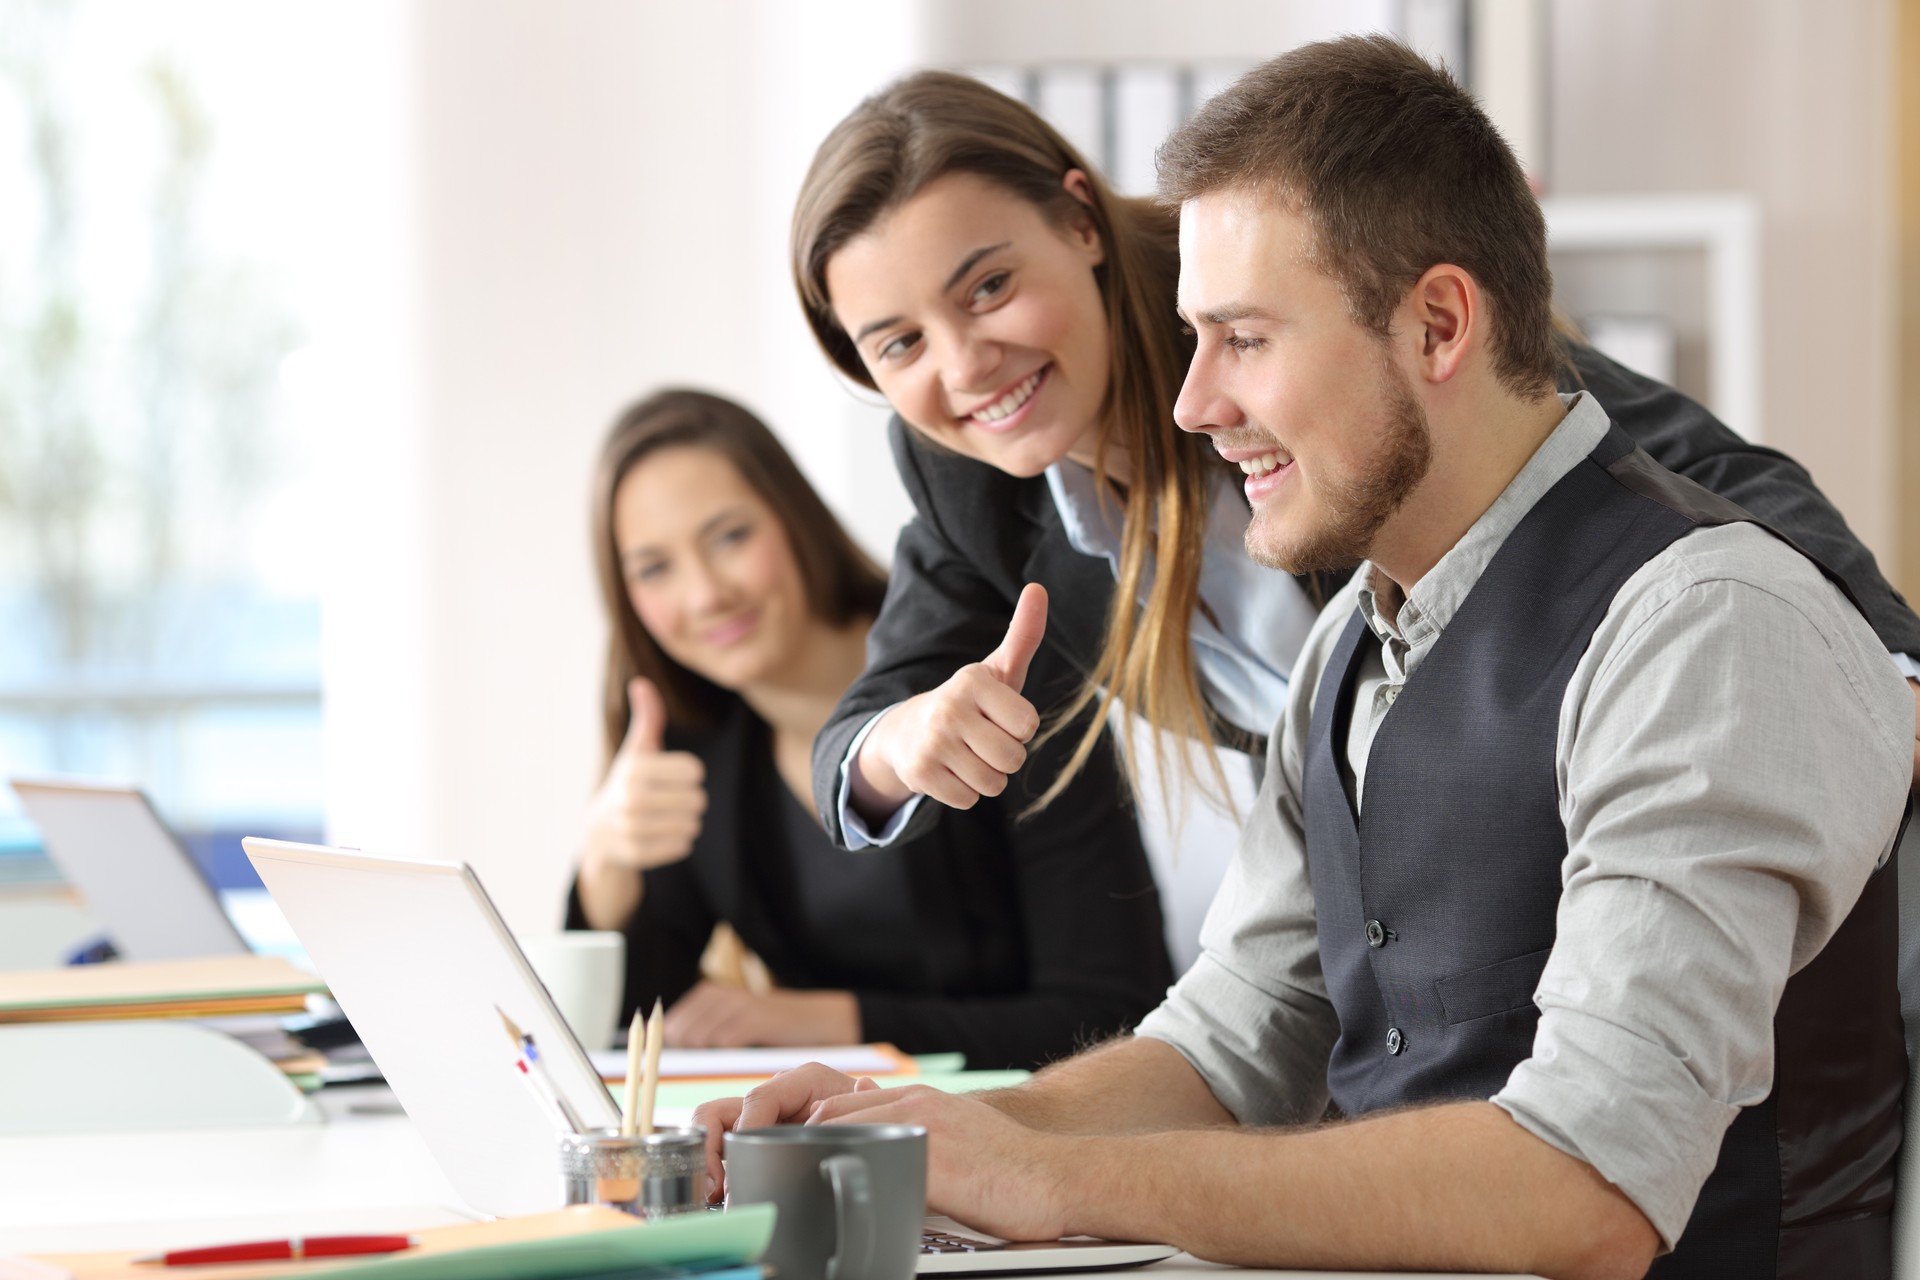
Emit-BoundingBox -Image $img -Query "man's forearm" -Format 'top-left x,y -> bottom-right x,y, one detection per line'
981,1035 -> 1236,1134
1053,1100 -> 1657,1280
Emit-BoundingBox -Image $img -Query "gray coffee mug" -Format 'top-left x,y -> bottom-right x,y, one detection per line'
724,1124 -> 927,1280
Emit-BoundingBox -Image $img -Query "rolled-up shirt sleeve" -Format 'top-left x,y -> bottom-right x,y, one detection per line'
1493,527 -> 1914,1248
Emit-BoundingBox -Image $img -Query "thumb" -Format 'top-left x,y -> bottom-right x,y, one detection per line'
982,583 -> 1048,693
623,677 -> 666,755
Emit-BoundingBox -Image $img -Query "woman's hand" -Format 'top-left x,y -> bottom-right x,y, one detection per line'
666,981 -> 859,1049
586,677 -> 709,872
576,678 -> 707,929
850,584 -> 1048,819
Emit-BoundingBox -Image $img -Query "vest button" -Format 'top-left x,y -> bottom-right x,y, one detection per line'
1364,919 -> 1387,948
1385,1027 -> 1405,1056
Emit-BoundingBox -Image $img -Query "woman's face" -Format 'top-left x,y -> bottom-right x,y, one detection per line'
613,446 -> 812,693
824,171 -> 1113,479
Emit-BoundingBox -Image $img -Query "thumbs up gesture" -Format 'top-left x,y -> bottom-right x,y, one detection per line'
585,677 -> 709,873
851,584 -> 1048,818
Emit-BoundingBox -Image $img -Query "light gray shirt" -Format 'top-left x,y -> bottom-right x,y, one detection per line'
1136,392 -> 1915,1248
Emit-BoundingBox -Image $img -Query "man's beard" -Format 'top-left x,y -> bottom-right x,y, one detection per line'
1247,364 -> 1433,575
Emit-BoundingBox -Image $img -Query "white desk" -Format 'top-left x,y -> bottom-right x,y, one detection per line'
0,1085 -> 468,1254
0,1082 -> 1526,1278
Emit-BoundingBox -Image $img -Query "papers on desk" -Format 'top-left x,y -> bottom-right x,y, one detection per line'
590,1042 -> 916,1082
0,956 -> 325,1024
19,1203 -> 775,1280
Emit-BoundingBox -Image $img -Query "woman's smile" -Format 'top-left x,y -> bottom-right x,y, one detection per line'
959,364 -> 1051,434
699,610 -> 760,649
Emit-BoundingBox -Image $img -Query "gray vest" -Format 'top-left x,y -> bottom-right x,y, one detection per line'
1303,423 -> 1904,1278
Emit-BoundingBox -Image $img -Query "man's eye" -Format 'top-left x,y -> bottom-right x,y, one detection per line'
1226,335 -> 1264,353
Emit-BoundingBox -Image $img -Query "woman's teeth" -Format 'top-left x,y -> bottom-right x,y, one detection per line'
1239,450 -> 1291,478
971,369 -> 1043,423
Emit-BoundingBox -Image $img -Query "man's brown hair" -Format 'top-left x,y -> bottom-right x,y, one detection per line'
1158,34 -> 1559,398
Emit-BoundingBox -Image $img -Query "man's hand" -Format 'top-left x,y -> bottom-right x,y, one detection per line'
850,584 -> 1048,819
690,1063 -> 878,1201
810,1084 -> 1075,1242
665,982 -> 858,1049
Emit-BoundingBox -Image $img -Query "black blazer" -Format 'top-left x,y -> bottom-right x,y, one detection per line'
567,696 -> 1173,1071
814,341 -> 1920,847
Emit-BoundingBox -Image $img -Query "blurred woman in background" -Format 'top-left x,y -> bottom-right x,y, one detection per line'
566,387 -> 1172,1070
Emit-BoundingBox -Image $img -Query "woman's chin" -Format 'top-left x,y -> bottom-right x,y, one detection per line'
953,425 -> 1079,479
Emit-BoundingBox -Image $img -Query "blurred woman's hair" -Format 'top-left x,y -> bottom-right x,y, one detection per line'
590,388 -> 888,757
791,69 -> 1229,812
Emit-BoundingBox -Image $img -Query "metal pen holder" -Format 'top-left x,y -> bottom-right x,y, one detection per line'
559,1126 -> 707,1219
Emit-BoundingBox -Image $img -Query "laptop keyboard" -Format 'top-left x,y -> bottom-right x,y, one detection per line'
922,1229 -> 1005,1254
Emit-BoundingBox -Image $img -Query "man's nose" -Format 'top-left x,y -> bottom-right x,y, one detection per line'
1174,349 -> 1238,436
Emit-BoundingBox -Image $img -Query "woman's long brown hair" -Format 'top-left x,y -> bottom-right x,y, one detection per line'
791,70 -> 1230,812
589,388 -> 889,762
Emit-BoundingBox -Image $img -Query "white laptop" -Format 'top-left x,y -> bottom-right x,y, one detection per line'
243,838 -> 1177,1274
12,777 -> 254,962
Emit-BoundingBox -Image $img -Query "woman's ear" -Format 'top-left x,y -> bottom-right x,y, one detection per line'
1062,168 -> 1096,208
1059,169 -> 1105,265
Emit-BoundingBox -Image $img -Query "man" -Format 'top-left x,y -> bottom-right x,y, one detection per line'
697,36 -> 1912,1278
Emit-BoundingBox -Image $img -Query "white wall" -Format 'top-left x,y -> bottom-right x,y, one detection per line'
1547,0 -> 1898,566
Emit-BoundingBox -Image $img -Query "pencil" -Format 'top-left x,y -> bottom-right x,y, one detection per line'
620,1008 -> 644,1137
638,998 -> 665,1136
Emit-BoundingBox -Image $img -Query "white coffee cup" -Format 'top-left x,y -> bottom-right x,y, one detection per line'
520,930 -> 626,1052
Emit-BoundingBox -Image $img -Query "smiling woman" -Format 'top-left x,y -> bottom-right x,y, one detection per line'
564,388 -> 1173,1069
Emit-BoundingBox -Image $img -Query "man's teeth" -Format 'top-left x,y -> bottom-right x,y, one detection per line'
1239,451 -> 1291,478
971,370 -> 1043,423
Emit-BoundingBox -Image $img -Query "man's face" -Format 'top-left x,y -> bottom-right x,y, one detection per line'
1173,190 -> 1432,574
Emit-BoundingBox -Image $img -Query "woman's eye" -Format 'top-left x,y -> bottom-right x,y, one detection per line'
630,562 -> 667,584
970,272 -> 1009,305
714,524 -> 752,549
877,331 -> 920,362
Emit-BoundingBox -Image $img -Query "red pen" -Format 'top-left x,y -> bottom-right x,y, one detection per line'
131,1235 -> 417,1266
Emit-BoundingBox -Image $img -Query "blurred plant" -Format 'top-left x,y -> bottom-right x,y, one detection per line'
0,0 -> 301,676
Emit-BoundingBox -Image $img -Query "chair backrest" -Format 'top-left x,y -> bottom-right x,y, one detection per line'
0,1021 -> 320,1135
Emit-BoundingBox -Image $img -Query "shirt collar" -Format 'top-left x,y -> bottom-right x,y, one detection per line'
1357,391 -> 1612,653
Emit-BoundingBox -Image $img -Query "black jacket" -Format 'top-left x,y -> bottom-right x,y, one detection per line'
814,341 -> 1920,847
568,695 -> 1173,1071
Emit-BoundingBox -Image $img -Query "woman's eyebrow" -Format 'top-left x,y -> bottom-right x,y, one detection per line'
850,241 -> 1013,344
697,507 -> 751,538
942,241 -> 1011,292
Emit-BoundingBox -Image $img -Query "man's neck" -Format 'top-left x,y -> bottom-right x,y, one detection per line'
1369,386 -> 1569,595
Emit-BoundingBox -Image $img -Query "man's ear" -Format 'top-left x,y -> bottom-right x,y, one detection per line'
1404,264 -> 1477,385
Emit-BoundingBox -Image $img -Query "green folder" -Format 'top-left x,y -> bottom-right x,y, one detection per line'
314,1204 -> 774,1280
